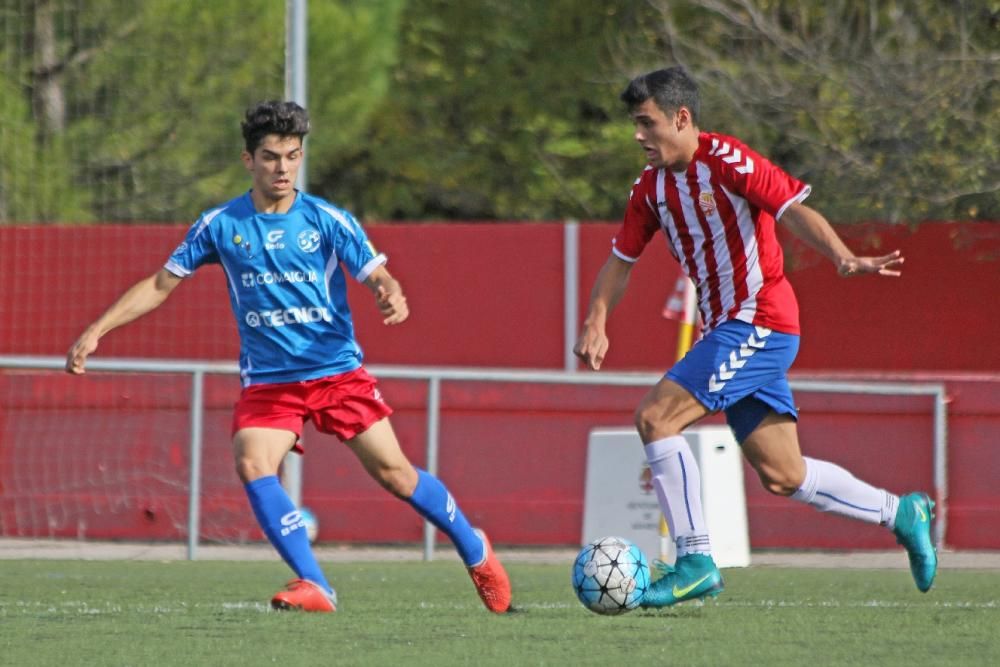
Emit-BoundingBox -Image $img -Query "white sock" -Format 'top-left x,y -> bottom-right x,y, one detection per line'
644,435 -> 712,557
791,457 -> 899,527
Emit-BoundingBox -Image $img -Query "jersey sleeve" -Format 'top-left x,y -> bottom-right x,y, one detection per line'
163,209 -> 221,277
323,207 -> 387,281
708,135 -> 811,219
612,170 -> 660,262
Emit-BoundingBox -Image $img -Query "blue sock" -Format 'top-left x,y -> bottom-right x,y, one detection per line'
406,469 -> 486,567
244,475 -> 332,593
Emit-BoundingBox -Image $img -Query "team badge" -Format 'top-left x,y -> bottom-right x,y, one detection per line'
298,230 -> 321,253
698,191 -> 717,216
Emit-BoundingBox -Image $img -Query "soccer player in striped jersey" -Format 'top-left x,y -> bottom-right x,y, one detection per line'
573,67 -> 936,607
66,101 -> 511,614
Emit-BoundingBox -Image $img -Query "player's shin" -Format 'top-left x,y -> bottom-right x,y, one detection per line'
790,457 -> 896,525
244,475 -> 333,593
405,468 -> 484,565
644,436 -> 712,556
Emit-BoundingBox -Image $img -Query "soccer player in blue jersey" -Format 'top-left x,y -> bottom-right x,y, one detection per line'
65,101 -> 511,614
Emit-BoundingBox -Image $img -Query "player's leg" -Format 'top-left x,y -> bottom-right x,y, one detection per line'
636,378 -> 714,560
234,426 -> 337,611
637,378 -> 723,608
343,417 -> 488,565
738,406 -> 937,592
343,417 -> 512,612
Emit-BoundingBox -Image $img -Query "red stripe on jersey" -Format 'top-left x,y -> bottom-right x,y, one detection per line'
682,164 -> 725,328
659,169 -> 702,287
707,169 -> 751,323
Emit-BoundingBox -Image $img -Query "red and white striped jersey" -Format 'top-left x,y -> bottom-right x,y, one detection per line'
613,131 -> 810,335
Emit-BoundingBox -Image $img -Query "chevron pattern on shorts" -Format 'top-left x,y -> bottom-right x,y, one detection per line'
708,326 -> 771,393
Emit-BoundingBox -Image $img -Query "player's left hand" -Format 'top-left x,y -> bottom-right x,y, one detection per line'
838,250 -> 904,278
375,284 -> 409,325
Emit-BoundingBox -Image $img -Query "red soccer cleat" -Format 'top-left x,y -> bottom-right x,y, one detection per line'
270,579 -> 337,613
467,530 -> 512,613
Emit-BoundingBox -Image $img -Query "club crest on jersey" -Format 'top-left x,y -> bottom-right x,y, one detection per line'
298,230 -> 321,253
698,191 -> 717,216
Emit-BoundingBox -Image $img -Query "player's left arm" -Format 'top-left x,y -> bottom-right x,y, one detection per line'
363,265 -> 409,325
779,202 -> 904,278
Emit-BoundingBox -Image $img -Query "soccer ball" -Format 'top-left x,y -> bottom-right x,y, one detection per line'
572,536 -> 650,615
300,507 -> 319,544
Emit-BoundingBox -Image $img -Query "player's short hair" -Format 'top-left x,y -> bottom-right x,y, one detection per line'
241,101 -> 311,154
620,67 -> 700,125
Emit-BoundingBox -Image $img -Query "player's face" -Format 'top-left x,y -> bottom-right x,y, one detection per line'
630,99 -> 692,172
242,134 -> 303,205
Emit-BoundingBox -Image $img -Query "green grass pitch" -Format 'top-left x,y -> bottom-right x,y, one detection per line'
1,559 -> 998,666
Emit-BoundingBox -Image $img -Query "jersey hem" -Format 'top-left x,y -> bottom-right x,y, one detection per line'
240,360 -> 363,387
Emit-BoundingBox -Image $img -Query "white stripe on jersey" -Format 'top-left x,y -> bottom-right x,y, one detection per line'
317,203 -> 359,238
191,204 -> 228,241
163,205 -> 230,278
324,250 -> 338,305
655,170 -> 683,264
721,183 -> 762,322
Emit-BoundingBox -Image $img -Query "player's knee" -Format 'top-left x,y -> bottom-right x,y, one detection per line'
372,465 -> 418,499
633,404 -> 682,441
755,466 -> 805,497
234,455 -> 276,484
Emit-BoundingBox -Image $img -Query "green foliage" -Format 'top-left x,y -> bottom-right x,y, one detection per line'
0,0 -> 404,223
0,69 -> 92,222
318,0 -> 651,221
634,0 -> 999,223
0,0 -> 995,224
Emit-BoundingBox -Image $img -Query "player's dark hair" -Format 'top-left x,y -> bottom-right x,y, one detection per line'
620,67 -> 700,125
241,101 -> 311,153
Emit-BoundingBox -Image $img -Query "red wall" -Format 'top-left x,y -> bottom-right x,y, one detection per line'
1,222 -> 998,549
2,221 -> 997,371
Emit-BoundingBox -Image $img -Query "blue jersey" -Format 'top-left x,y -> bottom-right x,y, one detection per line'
165,191 -> 387,386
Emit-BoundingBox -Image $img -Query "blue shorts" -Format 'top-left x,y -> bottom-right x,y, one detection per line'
666,320 -> 800,443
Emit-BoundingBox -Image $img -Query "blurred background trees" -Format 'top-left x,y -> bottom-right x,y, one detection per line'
0,0 -> 996,224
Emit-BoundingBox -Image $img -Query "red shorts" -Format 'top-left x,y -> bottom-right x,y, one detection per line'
231,367 -> 393,451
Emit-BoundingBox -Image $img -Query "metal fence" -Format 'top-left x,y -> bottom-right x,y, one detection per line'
0,355 -> 948,559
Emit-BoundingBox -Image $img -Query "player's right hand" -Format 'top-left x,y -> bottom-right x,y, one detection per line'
573,325 -> 609,371
65,333 -> 97,375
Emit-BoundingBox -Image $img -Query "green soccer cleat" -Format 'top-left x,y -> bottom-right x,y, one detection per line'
893,492 -> 938,592
640,553 -> 724,608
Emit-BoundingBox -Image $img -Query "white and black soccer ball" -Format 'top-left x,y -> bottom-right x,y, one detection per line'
572,536 -> 650,615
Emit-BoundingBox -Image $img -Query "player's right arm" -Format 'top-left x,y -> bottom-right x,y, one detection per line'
65,268 -> 183,375
575,170 -> 657,371
574,255 -> 634,371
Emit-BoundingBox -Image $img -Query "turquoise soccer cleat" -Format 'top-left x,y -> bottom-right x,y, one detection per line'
639,553 -> 724,608
893,492 -> 938,592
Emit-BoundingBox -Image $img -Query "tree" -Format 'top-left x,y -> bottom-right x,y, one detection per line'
315,0 -> 658,221
635,0 -> 999,222
0,0 -> 405,223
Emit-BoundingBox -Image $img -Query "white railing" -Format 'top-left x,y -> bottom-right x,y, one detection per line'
0,355 -> 948,558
